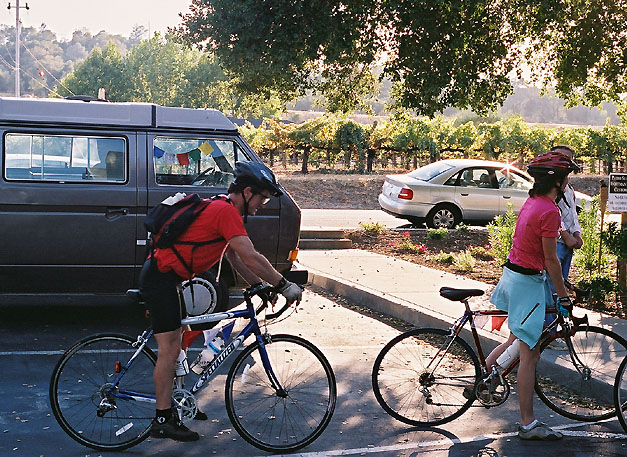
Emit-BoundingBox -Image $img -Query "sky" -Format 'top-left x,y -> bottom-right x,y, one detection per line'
0,0 -> 192,40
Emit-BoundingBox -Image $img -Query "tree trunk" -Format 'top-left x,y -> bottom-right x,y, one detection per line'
301,147 -> 310,174
366,149 -> 376,172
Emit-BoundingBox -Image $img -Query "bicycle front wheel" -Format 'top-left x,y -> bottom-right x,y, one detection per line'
535,325 -> 627,421
614,356 -> 627,432
49,334 -> 157,451
225,334 -> 336,452
372,328 -> 480,426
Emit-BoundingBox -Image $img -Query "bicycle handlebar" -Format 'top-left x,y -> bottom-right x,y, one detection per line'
244,282 -> 302,321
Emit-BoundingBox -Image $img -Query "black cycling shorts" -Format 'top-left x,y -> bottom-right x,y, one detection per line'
139,258 -> 187,334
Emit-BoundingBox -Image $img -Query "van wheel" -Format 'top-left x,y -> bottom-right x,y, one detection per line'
426,204 -> 461,229
180,270 -> 228,317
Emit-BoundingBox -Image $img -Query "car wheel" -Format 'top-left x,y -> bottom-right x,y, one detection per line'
180,269 -> 228,319
426,204 -> 461,229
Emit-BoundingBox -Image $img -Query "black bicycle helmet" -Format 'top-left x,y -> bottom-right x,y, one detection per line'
527,151 -> 580,177
232,161 -> 283,197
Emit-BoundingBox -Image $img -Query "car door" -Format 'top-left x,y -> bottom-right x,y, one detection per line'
451,167 -> 500,221
137,133 -> 280,283
495,169 -> 533,215
0,129 -> 138,294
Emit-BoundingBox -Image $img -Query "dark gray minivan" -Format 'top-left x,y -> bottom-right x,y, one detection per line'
0,97 -> 302,311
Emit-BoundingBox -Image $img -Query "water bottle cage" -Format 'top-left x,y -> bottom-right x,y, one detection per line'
207,341 -> 222,353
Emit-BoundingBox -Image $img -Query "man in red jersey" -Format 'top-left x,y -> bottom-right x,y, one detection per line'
140,161 -> 302,442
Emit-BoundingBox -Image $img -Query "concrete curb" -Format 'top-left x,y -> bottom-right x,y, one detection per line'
307,268 -> 506,355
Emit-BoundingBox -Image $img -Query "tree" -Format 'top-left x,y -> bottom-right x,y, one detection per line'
56,33 -> 283,117
177,0 -> 627,117
56,42 -> 127,100
177,0 -> 381,113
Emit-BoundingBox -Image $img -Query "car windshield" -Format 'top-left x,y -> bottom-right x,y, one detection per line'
407,162 -> 455,181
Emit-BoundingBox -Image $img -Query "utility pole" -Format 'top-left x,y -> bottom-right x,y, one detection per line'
7,1 -> 29,97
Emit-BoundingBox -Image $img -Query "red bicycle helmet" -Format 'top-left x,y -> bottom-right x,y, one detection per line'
527,151 -> 579,175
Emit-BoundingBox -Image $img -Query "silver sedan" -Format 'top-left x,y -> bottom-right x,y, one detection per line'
378,159 -> 590,228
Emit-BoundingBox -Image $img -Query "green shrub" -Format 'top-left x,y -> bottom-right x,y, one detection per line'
393,231 -> 428,253
453,250 -> 476,271
487,205 -> 517,265
428,251 -> 454,264
359,220 -> 385,234
455,222 -> 471,232
576,274 -> 619,306
575,196 -> 614,280
427,227 -> 448,240
468,245 -> 494,261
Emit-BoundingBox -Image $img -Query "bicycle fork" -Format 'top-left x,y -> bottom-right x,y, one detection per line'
257,333 -> 288,397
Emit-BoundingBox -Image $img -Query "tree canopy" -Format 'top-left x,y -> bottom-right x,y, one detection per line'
177,0 -> 627,117
55,33 -> 283,118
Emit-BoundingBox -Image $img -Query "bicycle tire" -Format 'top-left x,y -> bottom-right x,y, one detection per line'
372,328 -> 480,426
49,333 -> 157,451
535,325 -> 627,421
614,356 -> 627,432
225,334 -> 336,452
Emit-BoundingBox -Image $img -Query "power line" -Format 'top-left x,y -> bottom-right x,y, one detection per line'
21,42 -> 74,96
0,53 -> 62,97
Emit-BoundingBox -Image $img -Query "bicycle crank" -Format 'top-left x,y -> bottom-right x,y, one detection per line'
171,388 -> 198,423
475,373 -> 510,407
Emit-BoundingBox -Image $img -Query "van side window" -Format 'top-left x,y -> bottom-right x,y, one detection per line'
153,137 -> 248,187
4,133 -> 126,183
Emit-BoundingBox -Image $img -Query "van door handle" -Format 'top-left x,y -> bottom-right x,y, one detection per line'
106,207 -> 129,220
502,196 -> 511,199
460,193 -> 469,196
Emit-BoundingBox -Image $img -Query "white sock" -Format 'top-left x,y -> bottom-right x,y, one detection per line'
521,419 -> 538,431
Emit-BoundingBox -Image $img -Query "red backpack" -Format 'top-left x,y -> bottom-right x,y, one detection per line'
144,193 -> 224,277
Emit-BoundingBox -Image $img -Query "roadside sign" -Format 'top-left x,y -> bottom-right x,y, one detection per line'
608,173 -> 627,212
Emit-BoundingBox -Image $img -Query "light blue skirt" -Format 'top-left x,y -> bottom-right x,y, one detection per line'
489,267 -> 553,349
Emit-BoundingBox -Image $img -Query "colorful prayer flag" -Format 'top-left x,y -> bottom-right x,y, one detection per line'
473,314 -> 507,332
198,142 -> 214,155
153,146 -> 165,158
188,148 -> 201,162
163,153 -> 176,164
176,152 -> 190,166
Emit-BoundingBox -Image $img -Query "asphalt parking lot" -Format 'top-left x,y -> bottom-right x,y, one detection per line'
1,288 -> 626,456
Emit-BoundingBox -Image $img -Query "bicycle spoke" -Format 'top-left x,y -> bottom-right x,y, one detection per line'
50,335 -> 156,451
225,335 -> 336,452
372,328 -> 479,426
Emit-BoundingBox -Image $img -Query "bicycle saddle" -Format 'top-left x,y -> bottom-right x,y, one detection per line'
439,287 -> 484,302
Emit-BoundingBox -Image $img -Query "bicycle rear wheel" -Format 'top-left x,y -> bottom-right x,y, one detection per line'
535,325 -> 627,421
49,334 -> 157,451
225,334 -> 336,452
614,356 -> 627,432
372,328 -> 480,426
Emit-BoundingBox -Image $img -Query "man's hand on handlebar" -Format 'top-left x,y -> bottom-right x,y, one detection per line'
276,278 -> 303,305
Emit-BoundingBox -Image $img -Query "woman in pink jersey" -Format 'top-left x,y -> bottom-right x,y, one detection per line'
485,151 -> 579,440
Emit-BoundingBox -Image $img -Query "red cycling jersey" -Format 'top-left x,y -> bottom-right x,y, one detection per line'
153,198 -> 247,278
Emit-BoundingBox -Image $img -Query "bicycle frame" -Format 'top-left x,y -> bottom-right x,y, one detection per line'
107,289 -> 286,408
444,297 -> 588,380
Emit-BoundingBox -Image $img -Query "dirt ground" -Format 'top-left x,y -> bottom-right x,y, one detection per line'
277,171 -> 605,210
278,171 -> 622,317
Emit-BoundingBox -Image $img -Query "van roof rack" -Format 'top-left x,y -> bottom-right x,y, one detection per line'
65,95 -> 109,102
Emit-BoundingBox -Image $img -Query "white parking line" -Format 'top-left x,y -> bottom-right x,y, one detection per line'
0,350 -> 64,356
257,423 -> 627,457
